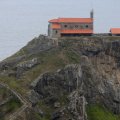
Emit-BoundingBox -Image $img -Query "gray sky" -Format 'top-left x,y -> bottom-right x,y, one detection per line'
0,0 -> 120,60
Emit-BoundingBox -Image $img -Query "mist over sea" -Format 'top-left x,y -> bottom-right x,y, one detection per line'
0,0 -> 119,61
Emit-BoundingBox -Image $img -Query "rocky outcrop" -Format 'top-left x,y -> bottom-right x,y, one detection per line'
30,53 -> 120,119
30,64 -> 87,120
0,56 -> 25,71
22,35 -> 54,55
0,35 -> 54,77
30,64 -> 82,103
17,58 -> 38,69
80,56 -> 120,114
15,58 -> 39,78
0,58 -> 39,78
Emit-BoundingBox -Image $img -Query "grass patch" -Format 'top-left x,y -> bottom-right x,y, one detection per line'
0,47 -> 80,97
23,48 -> 80,88
5,97 -> 22,113
0,97 -> 22,119
0,87 -> 10,99
38,100 -> 54,120
0,47 -> 81,98
0,76 -> 27,95
86,104 -> 120,120
65,49 -> 80,63
34,113 -> 49,120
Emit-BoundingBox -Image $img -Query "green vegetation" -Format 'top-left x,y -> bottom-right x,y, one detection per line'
0,86 -> 22,120
0,96 -> 22,120
0,76 -> 27,95
38,100 -> 54,120
59,94 -> 68,106
4,97 -> 22,113
0,45 -> 81,97
25,48 -> 80,78
87,104 -> 120,120
1,37 -> 90,95
65,49 -> 80,63
0,87 -> 10,99
34,113 -> 49,120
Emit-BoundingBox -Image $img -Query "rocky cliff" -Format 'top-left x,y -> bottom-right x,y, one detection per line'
0,35 -> 120,120
29,57 -> 120,120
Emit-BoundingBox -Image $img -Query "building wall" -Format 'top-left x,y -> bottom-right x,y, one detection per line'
48,23 -> 52,37
52,29 -> 61,38
48,22 -> 93,38
48,23 -> 61,38
61,23 -> 93,30
111,34 -> 120,36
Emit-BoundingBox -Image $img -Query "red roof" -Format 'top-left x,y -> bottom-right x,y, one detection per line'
51,24 -> 61,29
110,28 -> 120,34
49,18 -> 93,23
61,29 -> 93,34
49,19 -> 59,23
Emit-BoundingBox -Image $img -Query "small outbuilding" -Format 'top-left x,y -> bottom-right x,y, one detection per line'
110,28 -> 120,36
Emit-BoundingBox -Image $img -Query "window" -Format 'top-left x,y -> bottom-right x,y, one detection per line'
75,25 -> 78,28
75,25 -> 78,29
55,30 -> 58,34
86,25 -> 89,28
64,25 -> 67,28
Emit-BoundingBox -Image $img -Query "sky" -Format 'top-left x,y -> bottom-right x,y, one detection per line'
0,0 -> 120,61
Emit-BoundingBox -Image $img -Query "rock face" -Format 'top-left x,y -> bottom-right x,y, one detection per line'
33,64 -> 82,96
22,35 -> 54,55
17,58 -> 38,69
30,64 -> 87,120
30,55 -> 120,119
16,58 -> 39,78
30,64 -> 82,104
25,36 -> 120,120
80,56 -> 120,114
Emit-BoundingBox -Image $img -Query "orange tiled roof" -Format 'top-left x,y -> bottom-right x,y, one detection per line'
51,24 -> 61,29
110,28 -> 120,34
49,19 -> 59,23
49,18 -> 93,23
61,29 -> 93,34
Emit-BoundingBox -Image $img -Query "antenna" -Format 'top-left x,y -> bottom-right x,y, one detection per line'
90,0 -> 94,19
90,9 -> 94,19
